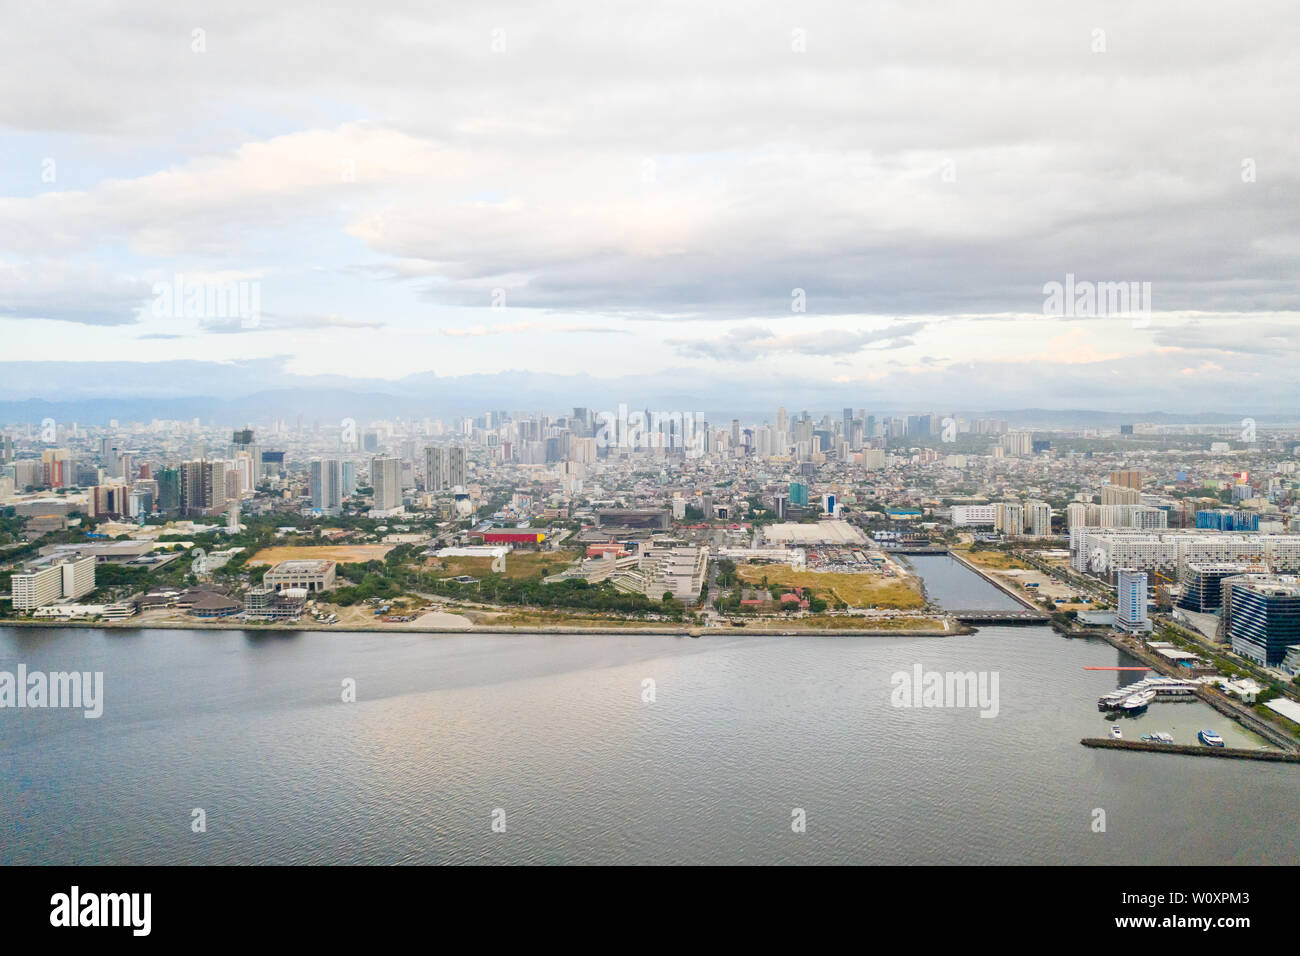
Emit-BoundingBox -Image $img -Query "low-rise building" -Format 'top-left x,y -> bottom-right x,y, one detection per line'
263,559 -> 337,593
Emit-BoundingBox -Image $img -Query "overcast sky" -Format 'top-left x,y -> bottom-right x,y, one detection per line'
1,1 -> 1298,413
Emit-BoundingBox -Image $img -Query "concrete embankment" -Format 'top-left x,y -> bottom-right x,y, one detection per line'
1082,737 -> 1300,763
0,617 -> 957,637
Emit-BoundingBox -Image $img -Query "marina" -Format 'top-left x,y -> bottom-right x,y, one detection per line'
1097,677 -> 1200,711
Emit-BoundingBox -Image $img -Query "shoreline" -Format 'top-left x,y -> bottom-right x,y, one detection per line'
0,616 -> 966,637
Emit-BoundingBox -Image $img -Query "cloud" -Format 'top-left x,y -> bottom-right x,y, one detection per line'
1,1 -> 1298,408
0,260 -> 148,326
198,313 -> 387,334
441,320 -> 628,337
669,322 -> 925,361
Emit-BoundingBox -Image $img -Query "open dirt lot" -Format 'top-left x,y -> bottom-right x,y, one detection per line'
248,544 -> 395,565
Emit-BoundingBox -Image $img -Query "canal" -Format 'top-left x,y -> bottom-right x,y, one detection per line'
901,553 -> 1025,611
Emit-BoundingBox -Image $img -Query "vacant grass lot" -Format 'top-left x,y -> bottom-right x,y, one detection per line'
954,548 -> 1034,571
735,564 -> 925,609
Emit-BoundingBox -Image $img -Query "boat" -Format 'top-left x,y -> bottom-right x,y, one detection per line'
1110,726 -> 1123,740
1198,729 -> 1225,747
1120,689 -> 1156,714
1097,677 -> 1200,711
1153,732 -> 1174,744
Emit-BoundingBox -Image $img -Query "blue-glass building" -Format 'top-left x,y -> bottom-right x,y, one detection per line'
1226,580 -> 1300,666
1195,509 -> 1259,532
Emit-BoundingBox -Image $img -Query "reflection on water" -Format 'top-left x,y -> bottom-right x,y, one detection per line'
902,553 -> 1025,611
1,626 -> 1297,865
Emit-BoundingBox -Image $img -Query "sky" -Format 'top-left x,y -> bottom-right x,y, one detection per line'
1,0 -> 1298,414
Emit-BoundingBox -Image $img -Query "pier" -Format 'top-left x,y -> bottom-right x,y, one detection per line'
1081,737 -> 1300,763
1094,630 -> 1300,752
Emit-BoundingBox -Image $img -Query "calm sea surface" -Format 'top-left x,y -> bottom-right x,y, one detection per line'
2,556 -> 1296,865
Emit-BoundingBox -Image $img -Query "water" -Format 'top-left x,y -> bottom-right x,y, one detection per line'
2,557 -> 1297,865
3,626 -> 1294,865
901,553 -> 1026,610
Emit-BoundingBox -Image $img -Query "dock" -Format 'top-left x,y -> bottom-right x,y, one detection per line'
1081,737 -> 1300,763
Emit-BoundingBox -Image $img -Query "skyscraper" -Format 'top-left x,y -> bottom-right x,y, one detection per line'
310,458 -> 342,513
448,446 -> 466,488
371,456 -> 403,513
156,467 -> 181,512
1116,569 -> 1151,633
425,446 -> 448,491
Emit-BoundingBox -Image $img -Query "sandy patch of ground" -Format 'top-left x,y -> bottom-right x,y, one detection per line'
248,544 -> 394,565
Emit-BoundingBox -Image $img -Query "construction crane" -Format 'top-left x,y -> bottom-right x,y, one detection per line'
1153,570 -> 1174,611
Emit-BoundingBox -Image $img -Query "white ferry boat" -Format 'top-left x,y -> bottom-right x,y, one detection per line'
1120,689 -> 1156,714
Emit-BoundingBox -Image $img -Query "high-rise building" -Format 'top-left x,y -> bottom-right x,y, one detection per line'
999,432 -> 1033,457
12,565 -> 63,611
11,555 -> 95,611
1025,500 -> 1052,537
994,502 -> 1024,536
310,458 -> 343,513
789,482 -> 809,507
156,468 -> 181,512
179,460 -> 207,514
1101,485 -> 1141,506
424,446 -> 447,491
1224,578 -> 1300,666
371,456 -> 403,513
1195,509 -> 1260,532
448,446 -> 466,488
1179,563 -> 1264,614
1110,470 -> 1145,491
1116,569 -> 1151,633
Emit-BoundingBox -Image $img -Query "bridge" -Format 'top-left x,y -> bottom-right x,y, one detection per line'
950,609 -> 1050,624
882,545 -> 950,554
